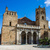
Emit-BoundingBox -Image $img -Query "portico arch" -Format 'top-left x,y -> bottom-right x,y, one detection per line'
33,32 -> 37,44
27,32 -> 31,44
21,31 -> 26,44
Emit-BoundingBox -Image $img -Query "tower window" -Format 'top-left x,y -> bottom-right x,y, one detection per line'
44,25 -> 45,29
10,22 -> 11,26
42,16 -> 44,20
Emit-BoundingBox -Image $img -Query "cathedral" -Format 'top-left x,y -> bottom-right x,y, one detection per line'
1,6 -> 50,45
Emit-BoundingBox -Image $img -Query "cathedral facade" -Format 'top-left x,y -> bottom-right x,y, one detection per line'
1,6 -> 50,45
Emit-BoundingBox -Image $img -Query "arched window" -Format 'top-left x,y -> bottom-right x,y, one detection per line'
44,25 -> 45,29
42,16 -> 44,20
10,22 -> 11,26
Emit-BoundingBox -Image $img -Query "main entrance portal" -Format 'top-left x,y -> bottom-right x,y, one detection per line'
33,32 -> 37,44
21,31 -> 26,44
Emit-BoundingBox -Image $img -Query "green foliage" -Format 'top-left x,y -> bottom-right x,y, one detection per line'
39,37 -> 49,45
49,40 -> 50,43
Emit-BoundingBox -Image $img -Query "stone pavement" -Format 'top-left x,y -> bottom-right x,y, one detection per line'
0,45 -> 50,50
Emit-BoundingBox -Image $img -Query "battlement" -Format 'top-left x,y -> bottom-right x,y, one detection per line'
36,6 -> 45,9
5,11 -> 17,16
36,6 -> 45,11
36,6 -> 45,16
4,7 -> 17,16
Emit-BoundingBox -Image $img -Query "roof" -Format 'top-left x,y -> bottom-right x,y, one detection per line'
18,17 -> 36,25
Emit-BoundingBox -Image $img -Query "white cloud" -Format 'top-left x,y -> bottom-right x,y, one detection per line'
48,21 -> 50,27
46,17 -> 50,20
44,0 -> 50,7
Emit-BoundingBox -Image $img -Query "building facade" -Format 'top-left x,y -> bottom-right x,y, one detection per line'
1,6 -> 50,45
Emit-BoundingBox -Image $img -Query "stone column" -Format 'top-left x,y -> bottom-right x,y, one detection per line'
26,33 -> 27,44
31,33 -> 33,44
17,32 -> 19,45
36,32 -> 39,44
19,34 -> 21,45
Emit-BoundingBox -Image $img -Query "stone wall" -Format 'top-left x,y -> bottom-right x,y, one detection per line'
1,7 -> 18,45
1,26 -> 15,45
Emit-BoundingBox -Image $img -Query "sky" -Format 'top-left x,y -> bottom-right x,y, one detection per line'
0,0 -> 50,33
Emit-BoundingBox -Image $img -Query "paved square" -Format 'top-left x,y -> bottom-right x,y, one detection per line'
0,45 -> 50,50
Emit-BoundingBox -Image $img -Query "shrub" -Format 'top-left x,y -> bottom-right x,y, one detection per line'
39,37 -> 49,45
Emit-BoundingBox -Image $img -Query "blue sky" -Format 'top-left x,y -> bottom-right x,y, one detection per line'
0,0 -> 50,33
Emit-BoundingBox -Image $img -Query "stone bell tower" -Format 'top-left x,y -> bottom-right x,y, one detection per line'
1,7 -> 18,45
36,6 -> 49,39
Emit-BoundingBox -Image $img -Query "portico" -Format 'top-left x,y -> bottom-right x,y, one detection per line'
16,24 -> 40,45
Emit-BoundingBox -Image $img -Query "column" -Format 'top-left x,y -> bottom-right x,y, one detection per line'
17,32 -> 19,45
31,33 -> 33,44
37,32 -> 39,44
19,34 -> 21,44
26,33 -> 27,44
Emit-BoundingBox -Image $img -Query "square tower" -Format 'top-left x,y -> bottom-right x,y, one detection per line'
1,7 -> 18,45
36,6 -> 49,39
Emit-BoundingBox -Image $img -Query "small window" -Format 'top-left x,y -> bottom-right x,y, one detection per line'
42,16 -> 44,20
44,25 -> 45,29
10,22 -> 11,26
